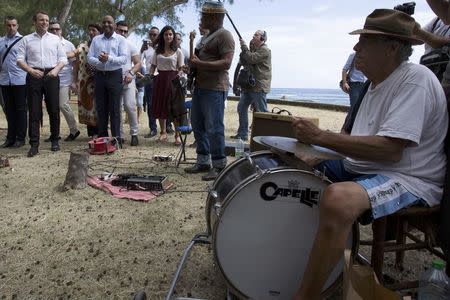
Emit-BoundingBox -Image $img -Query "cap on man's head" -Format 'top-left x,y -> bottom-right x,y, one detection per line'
201,1 -> 226,14
349,9 -> 423,45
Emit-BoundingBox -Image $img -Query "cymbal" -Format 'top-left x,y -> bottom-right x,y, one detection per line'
253,136 -> 344,160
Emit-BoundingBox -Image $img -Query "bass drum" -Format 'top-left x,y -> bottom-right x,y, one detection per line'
209,158 -> 358,299
205,151 -> 287,235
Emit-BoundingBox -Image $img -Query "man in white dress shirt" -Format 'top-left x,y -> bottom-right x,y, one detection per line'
116,20 -> 141,146
0,16 -> 27,148
16,11 -> 67,157
87,15 -> 128,141
48,21 -> 80,142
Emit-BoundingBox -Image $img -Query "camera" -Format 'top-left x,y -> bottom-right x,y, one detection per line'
394,2 -> 416,15
142,40 -> 148,46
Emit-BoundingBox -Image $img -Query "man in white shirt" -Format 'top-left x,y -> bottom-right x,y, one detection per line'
0,16 -> 27,148
116,20 -> 141,146
175,33 -> 189,66
16,11 -> 68,157
87,15 -> 128,141
140,26 -> 159,138
48,21 -> 80,142
293,9 -> 448,299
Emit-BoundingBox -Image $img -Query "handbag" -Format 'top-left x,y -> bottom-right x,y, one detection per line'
236,67 -> 256,89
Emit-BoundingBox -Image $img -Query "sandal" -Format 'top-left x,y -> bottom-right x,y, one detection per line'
158,133 -> 168,142
174,133 -> 182,146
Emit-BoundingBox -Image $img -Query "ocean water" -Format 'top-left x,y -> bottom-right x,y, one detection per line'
232,88 -> 350,107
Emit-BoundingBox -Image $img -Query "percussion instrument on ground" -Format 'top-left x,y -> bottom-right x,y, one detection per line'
206,151 -> 358,299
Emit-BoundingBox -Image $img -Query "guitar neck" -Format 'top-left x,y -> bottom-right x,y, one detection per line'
189,40 -> 194,59
189,31 -> 196,60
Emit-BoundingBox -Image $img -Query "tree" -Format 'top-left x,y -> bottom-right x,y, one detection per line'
0,0 -> 233,44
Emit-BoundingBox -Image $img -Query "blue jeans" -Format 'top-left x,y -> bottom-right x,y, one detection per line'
144,80 -> 157,132
237,91 -> 268,138
191,88 -> 227,168
349,81 -> 365,107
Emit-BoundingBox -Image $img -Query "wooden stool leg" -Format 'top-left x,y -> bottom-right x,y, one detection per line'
371,217 -> 387,283
395,217 -> 407,269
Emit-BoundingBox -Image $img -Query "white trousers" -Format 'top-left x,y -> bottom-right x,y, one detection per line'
120,81 -> 138,137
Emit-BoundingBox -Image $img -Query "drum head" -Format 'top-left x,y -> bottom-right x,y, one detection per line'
206,151 -> 286,235
213,169 -> 353,300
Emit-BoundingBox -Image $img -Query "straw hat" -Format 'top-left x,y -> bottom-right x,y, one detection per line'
350,9 -> 423,45
201,1 -> 227,14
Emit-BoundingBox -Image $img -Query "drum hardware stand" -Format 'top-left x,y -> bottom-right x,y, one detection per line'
164,233 -> 237,300
312,165 -> 331,183
244,152 -> 264,178
165,233 -> 211,300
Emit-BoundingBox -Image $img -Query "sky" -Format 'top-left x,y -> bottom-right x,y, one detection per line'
138,0 -> 439,89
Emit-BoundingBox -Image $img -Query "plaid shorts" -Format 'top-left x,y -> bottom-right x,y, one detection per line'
315,160 -> 426,224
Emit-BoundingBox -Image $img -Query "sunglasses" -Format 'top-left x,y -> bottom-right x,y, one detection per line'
118,29 -> 128,34
49,28 -> 61,31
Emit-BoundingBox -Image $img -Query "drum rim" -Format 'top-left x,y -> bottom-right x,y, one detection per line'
205,150 -> 281,235
211,168 -> 352,299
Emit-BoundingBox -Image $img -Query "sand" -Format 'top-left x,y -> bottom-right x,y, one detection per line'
0,100 -> 435,299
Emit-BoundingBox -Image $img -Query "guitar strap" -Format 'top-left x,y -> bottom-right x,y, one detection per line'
2,36 -> 23,64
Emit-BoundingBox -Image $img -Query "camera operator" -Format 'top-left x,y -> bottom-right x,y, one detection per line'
230,30 -> 272,142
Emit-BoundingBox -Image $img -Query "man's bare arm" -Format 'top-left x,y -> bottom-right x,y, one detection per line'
427,0 -> 450,24
415,23 -> 450,48
292,117 -> 408,162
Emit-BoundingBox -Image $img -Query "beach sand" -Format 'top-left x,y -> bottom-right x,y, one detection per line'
0,100 -> 432,299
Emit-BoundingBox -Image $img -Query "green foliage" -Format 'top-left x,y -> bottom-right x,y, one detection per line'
0,0 -> 234,45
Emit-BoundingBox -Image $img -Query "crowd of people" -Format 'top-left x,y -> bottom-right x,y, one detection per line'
0,1 -> 273,182
1,0 -> 449,298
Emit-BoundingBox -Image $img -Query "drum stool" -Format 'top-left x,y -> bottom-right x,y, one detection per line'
175,100 -> 195,167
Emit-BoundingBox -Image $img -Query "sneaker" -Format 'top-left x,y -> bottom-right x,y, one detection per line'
201,167 -> 224,181
64,130 -> 80,141
130,135 -> 139,146
144,130 -> 157,138
184,164 -> 211,174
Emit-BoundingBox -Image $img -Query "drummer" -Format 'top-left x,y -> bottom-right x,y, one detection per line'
292,9 -> 448,300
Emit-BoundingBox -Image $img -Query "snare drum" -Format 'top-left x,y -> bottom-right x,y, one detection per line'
207,151 -> 358,299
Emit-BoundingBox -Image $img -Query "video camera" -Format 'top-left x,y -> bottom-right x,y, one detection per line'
394,2 -> 416,15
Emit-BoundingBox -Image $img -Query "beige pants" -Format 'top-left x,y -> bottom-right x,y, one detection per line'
59,85 -> 78,134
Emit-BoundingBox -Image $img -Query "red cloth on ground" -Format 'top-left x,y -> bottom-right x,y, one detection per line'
151,70 -> 178,119
87,175 -> 171,202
